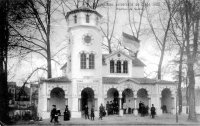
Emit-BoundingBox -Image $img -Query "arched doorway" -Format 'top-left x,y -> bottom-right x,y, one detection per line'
107,88 -> 119,102
137,88 -> 149,107
161,88 -> 172,113
122,88 -> 134,114
107,88 -> 119,114
50,87 -> 65,113
81,88 -> 95,112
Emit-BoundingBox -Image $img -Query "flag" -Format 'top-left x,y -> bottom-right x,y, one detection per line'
122,32 -> 140,52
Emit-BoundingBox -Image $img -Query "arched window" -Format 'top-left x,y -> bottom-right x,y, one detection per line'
123,61 -> 128,73
116,60 -> 121,73
86,14 -> 90,23
74,15 -> 77,23
89,53 -> 95,69
80,53 -> 86,69
110,60 -> 114,73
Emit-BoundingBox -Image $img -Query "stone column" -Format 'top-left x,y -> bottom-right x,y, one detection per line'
119,92 -> 123,116
172,94 -> 176,114
148,97 -> 151,114
134,96 -> 138,115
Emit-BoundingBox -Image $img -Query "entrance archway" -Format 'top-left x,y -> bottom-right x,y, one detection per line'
107,88 -> 119,114
137,88 -> 149,107
107,88 -> 119,102
122,88 -> 134,114
50,87 -> 65,113
161,88 -> 172,113
81,88 -> 95,111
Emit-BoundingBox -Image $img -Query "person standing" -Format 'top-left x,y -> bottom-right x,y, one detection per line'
150,104 -> 156,118
64,105 -> 71,121
106,101 -> 109,116
50,105 -> 56,123
123,102 -> 127,114
99,104 -> 104,120
91,107 -> 95,120
84,105 -> 89,119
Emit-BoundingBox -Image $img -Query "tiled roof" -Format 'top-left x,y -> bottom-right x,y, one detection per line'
102,77 -> 174,85
66,6 -> 102,18
132,58 -> 146,67
43,76 -> 71,83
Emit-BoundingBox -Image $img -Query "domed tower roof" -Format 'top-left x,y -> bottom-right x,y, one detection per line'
66,6 -> 102,19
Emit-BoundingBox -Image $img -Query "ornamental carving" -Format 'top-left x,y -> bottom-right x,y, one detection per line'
47,83 -> 70,98
77,83 -> 98,97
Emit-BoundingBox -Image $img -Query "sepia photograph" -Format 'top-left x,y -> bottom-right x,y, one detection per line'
0,0 -> 200,125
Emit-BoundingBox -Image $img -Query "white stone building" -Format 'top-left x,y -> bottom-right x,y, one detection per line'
38,6 -> 177,119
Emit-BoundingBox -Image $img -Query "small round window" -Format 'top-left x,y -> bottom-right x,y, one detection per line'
84,35 -> 91,43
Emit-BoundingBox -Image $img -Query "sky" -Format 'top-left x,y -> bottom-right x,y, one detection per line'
8,0 -> 200,87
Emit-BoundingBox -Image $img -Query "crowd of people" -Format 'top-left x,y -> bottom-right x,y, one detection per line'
106,100 -> 119,115
50,101 -> 156,123
138,101 -> 149,116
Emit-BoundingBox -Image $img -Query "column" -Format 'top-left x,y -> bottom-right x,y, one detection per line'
172,94 -> 176,114
134,97 -> 138,115
119,93 -> 123,116
148,97 -> 151,114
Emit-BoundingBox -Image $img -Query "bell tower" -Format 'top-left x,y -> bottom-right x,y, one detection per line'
66,6 -> 103,79
65,6 -> 103,117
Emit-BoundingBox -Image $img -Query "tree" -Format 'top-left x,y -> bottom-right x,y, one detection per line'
9,0 -> 53,79
0,0 -> 9,123
100,0 -> 118,54
126,0 -> 146,57
170,5 -> 187,114
146,0 -> 178,79
183,0 -> 200,121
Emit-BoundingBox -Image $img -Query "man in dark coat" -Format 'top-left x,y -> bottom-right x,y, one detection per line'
50,105 -> 57,123
150,104 -> 156,118
91,107 -> 95,120
99,104 -> 104,120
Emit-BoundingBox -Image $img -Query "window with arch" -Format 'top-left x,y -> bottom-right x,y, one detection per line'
74,15 -> 77,23
89,53 -> 95,69
123,60 -> 128,73
80,53 -> 86,69
86,14 -> 90,23
110,60 -> 114,73
116,60 -> 121,73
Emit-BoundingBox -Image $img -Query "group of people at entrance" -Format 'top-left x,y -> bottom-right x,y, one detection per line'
50,105 -> 71,123
138,101 -> 149,116
122,100 -> 156,119
83,104 -> 106,120
106,100 -> 119,115
138,102 -> 156,118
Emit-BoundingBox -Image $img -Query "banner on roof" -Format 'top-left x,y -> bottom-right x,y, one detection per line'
122,32 -> 140,52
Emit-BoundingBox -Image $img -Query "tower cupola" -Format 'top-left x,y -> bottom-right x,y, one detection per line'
66,6 -> 102,29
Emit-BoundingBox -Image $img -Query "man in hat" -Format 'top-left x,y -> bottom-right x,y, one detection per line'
50,105 -> 57,123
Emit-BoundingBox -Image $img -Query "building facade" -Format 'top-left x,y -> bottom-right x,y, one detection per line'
38,6 -> 177,119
